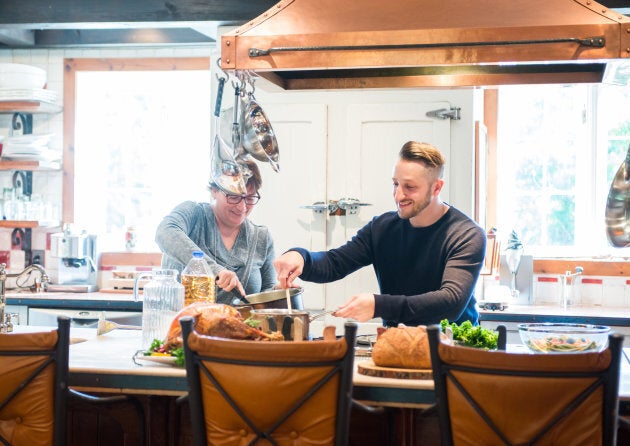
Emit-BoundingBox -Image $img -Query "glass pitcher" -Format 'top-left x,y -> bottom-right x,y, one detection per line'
133,269 -> 184,349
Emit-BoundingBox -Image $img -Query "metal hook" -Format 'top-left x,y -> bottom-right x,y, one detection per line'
247,74 -> 256,96
215,57 -> 229,82
237,72 -> 248,96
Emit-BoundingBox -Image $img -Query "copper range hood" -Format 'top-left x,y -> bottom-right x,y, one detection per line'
220,0 -> 630,90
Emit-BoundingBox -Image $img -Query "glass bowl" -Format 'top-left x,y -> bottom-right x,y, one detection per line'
518,323 -> 611,353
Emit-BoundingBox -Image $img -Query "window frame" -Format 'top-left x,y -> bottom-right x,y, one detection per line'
484,85 -> 630,272
62,57 -> 211,225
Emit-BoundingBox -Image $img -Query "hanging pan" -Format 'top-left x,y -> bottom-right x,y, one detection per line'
239,76 -> 280,172
605,143 -> 630,247
210,61 -> 247,196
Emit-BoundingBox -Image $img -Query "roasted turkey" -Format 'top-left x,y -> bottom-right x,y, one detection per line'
165,302 -> 283,348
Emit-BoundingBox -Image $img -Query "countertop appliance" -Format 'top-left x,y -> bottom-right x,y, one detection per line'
49,227 -> 98,292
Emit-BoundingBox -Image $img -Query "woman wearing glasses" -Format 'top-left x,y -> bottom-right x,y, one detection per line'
155,159 -> 276,304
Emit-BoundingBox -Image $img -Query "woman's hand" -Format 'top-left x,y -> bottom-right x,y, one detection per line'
273,251 -> 305,288
216,269 -> 246,297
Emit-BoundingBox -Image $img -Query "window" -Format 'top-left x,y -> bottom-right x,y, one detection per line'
496,83 -> 630,257
64,58 -> 211,252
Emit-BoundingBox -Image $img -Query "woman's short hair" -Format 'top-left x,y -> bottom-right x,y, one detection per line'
399,141 -> 446,178
208,158 -> 263,193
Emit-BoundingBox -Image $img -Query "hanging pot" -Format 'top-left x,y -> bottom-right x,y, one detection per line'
605,143 -> 630,247
240,93 -> 280,172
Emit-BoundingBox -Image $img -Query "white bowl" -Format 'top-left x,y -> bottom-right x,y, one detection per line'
0,63 -> 46,89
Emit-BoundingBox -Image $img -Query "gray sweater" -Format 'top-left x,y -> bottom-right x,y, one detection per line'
155,201 -> 276,304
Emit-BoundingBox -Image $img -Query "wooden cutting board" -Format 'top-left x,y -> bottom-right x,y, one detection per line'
357,359 -> 433,380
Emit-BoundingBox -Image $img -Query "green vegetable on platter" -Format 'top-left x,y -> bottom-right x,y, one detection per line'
439,319 -> 498,350
145,338 -> 185,366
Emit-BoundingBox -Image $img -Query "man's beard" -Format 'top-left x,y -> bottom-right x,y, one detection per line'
397,190 -> 432,220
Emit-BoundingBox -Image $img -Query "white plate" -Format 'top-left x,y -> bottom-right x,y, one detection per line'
4,133 -> 53,145
135,353 -> 180,366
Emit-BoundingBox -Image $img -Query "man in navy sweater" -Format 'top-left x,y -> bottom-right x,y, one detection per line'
274,141 -> 486,327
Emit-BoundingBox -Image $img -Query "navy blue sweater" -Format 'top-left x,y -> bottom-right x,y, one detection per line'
293,207 -> 486,326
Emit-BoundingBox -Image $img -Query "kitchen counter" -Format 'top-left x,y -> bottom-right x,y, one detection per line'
480,304 -> 630,327
5,290 -> 141,312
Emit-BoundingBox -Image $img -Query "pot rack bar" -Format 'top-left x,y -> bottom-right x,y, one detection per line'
248,36 -> 606,57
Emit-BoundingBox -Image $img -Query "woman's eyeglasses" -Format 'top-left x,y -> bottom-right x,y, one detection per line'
221,190 -> 261,205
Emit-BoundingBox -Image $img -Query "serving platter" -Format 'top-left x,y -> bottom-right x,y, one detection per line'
134,353 -> 180,366
357,359 -> 432,380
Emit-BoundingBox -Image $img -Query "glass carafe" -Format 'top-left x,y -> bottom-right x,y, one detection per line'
133,269 -> 184,349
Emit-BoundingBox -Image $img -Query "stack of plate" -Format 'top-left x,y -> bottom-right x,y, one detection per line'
0,88 -> 57,103
1,133 -> 59,162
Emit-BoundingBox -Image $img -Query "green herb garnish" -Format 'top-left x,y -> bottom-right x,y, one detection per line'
144,338 -> 185,366
244,317 -> 261,329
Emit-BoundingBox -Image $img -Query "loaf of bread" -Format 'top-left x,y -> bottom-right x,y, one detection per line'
371,325 -> 433,369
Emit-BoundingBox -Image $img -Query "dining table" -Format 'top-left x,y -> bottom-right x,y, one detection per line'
64,326 -> 439,407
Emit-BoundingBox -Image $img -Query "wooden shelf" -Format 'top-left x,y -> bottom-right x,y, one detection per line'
0,220 -> 39,228
0,220 -> 60,229
0,100 -> 62,114
0,160 -> 60,171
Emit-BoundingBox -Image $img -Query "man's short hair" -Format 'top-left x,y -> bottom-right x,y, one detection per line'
399,141 -> 446,178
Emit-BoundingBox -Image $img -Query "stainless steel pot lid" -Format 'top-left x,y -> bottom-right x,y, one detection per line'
244,287 -> 304,304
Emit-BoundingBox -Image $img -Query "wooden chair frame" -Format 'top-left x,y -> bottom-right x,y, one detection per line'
427,324 -> 623,446
181,317 -> 357,446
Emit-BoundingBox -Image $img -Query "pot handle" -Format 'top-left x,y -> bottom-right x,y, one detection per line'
281,316 -> 294,341
309,309 -> 338,322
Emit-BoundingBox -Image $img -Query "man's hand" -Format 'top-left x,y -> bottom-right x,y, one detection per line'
334,293 -> 375,322
273,251 -> 305,288
216,269 -> 246,297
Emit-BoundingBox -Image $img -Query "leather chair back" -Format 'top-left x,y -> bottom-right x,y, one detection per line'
0,316 -> 70,446
181,317 -> 357,446
427,324 -> 623,446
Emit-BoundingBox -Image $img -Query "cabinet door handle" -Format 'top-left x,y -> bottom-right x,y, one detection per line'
300,198 -> 371,215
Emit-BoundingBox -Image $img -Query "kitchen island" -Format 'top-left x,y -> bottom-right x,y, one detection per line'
15,322 -> 630,446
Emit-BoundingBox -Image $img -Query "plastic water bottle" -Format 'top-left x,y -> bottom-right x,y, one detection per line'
181,250 -> 216,306
134,268 -> 184,349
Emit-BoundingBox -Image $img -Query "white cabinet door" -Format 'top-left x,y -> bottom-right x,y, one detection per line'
248,90 -> 453,316
324,101 -> 452,313
248,103 -> 328,309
